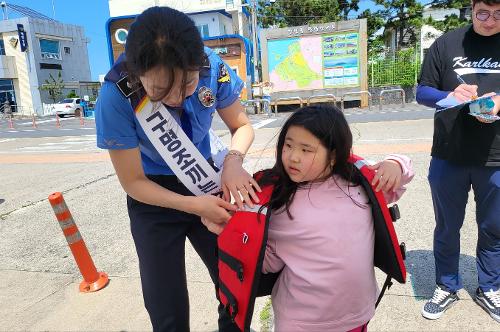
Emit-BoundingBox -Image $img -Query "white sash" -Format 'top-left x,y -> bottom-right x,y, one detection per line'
135,97 -> 222,196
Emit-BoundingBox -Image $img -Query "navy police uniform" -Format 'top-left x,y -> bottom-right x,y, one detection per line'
95,47 -> 243,331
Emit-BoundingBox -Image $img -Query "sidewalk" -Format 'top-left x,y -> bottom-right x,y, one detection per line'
0,118 -> 498,331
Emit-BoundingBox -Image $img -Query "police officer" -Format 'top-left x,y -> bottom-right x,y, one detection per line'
95,6 -> 261,331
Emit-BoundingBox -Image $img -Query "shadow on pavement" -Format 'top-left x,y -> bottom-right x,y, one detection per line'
406,249 -> 478,300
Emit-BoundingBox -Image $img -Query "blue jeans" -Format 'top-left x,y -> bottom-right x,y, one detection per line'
428,158 -> 500,292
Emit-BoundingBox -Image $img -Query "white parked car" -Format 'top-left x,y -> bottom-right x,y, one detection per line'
54,98 -> 83,117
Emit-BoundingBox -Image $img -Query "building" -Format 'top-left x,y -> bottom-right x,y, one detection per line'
0,4 -> 94,116
106,0 -> 256,98
108,0 -> 252,39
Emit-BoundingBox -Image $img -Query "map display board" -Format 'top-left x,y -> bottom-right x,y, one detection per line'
267,31 -> 360,92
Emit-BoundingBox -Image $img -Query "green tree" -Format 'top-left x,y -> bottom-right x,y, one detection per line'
39,71 -> 64,103
257,0 -> 360,28
66,90 -> 79,98
425,0 -> 471,32
358,8 -> 386,56
375,0 -> 425,49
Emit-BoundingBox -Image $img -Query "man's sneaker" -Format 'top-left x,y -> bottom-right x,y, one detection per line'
421,285 -> 459,320
475,288 -> 500,323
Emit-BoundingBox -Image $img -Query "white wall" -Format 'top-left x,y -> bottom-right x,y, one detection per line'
0,17 -> 40,114
191,12 -> 234,37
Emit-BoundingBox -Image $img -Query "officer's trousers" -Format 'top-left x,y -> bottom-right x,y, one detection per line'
428,157 -> 500,293
128,175 -> 239,332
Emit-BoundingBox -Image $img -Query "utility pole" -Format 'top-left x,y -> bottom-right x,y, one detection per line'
1,2 -> 8,20
251,0 -> 260,83
51,0 -> 56,19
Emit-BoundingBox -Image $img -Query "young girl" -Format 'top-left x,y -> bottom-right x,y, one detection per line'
259,105 -> 414,331
95,6 -> 258,331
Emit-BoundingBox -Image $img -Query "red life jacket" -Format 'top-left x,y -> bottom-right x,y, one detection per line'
217,154 -> 406,332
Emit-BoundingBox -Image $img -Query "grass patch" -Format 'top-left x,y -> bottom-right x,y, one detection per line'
259,297 -> 273,332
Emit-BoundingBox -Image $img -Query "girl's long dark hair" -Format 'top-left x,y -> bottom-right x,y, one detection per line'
258,105 -> 362,218
125,6 -> 206,101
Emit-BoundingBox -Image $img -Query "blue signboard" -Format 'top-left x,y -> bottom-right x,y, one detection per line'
17,24 -> 28,52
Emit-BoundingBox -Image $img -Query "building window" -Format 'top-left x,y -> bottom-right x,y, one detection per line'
64,46 -> 70,54
39,38 -> 61,60
197,24 -> 210,38
0,79 -> 16,110
0,39 -> 5,55
40,63 -> 62,70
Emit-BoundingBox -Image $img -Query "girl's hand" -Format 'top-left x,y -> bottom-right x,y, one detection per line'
221,157 -> 262,209
368,160 -> 402,192
191,195 -> 237,226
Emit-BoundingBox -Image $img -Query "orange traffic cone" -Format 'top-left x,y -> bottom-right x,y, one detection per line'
48,192 -> 109,292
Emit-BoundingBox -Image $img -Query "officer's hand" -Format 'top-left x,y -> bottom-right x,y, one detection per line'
450,84 -> 478,102
193,195 -> 237,225
368,159 -> 402,192
200,217 -> 225,235
221,158 -> 262,210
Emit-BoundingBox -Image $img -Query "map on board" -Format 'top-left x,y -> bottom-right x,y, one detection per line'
268,36 -> 323,92
267,32 -> 360,92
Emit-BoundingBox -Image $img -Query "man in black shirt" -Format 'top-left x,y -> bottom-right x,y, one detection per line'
416,0 -> 500,323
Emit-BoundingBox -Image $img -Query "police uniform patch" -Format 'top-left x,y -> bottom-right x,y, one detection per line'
217,63 -> 230,83
198,86 -> 216,108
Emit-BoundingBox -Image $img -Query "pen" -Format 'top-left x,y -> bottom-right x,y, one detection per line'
456,74 -> 467,85
456,74 -> 477,100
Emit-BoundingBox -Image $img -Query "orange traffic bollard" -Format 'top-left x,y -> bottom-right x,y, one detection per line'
48,192 -> 109,292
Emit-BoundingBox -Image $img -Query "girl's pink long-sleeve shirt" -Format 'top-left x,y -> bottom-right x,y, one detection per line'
262,155 -> 414,331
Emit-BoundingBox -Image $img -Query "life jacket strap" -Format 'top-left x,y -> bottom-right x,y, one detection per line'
218,279 -> 238,321
375,275 -> 393,308
219,249 -> 244,282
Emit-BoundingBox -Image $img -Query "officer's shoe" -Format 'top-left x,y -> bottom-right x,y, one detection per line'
421,285 -> 459,320
475,288 -> 500,323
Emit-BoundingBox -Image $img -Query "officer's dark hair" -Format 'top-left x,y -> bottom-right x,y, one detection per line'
472,0 -> 500,6
258,105 -> 363,219
125,6 -> 206,101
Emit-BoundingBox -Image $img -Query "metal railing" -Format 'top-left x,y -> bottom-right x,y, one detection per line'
242,99 -> 272,116
379,88 -> 406,110
340,91 -> 372,111
306,94 -> 337,106
272,97 -> 304,115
